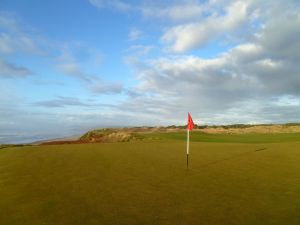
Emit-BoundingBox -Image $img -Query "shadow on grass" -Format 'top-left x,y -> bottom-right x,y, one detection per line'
188,147 -> 268,172
254,148 -> 267,152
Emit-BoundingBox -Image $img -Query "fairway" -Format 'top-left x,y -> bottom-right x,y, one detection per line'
1,133 -> 300,225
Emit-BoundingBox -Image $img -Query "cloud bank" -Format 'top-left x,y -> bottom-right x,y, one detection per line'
1,0 -> 300,143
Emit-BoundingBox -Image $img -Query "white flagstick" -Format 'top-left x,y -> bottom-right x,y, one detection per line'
187,129 -> 190,168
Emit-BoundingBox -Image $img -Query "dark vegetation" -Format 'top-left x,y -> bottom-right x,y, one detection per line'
0,144 -> 30,149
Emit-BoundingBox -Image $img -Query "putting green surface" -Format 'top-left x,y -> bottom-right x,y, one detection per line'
1,133 -> 300,225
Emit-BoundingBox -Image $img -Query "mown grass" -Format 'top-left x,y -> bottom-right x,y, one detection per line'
145,131 -> 300,143
0,132 -> 300,225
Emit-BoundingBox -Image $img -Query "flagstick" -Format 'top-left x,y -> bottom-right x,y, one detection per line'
187,129 -> 189,168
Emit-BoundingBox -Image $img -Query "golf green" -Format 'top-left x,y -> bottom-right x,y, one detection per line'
1,133 -> 300,224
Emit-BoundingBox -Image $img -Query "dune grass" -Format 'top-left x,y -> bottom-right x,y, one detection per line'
0,132 -> 300,224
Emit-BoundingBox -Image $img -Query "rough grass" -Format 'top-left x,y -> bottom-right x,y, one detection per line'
80,129 -> 145,143
0,132 -> 300,225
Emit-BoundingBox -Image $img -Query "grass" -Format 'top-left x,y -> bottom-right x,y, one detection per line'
80,129 -> 145,143
145,131 -> 300,143
0,132 -> 300,224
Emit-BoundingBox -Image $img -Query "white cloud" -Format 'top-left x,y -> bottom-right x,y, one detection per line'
0,33 -> 14,53
0,12 -> 19,30
57,61 -> 124,94
258,8 -> 300,61
128,28 -> 142,41
89,0 -> 132,12
0,32 -> 43,55
88,0 -> 228,22
123,1 -> 300,123
90,81 -> 123,94
0,59 -> 32,78
0,12 -> 46,55
55,42 -> 124,94
162,1 -> 251,52
57,62 -> 91,82
126,44 -> 154,56
57,50 -> 124,95
140,3 -> 205,21
58,63 -> 82,76
230,43 -> 262,55
89,0 -> 106,8
255,58 -> 282,70
34,96 -> 90,108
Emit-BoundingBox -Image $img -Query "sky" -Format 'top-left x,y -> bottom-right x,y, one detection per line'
0,0 -> 300,143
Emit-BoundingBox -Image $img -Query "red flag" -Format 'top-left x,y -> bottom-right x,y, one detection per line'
187,112 -> 194,131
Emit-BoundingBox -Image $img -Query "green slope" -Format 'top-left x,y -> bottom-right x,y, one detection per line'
145,131 -> 300,143
0,136 -> 300,224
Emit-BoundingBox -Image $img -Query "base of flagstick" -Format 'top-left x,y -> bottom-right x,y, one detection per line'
187,154 -> 189,168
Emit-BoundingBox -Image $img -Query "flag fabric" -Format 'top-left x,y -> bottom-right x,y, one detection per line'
187,112 -> 194,131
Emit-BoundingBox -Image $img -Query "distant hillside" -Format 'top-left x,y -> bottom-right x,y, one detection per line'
79,129 -> 145,143
37,123 -> 300,145
77,124 -> 300,143
199,124 -> 300,134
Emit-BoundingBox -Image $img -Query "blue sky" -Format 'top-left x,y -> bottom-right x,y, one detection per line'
1,0 -> 300,143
